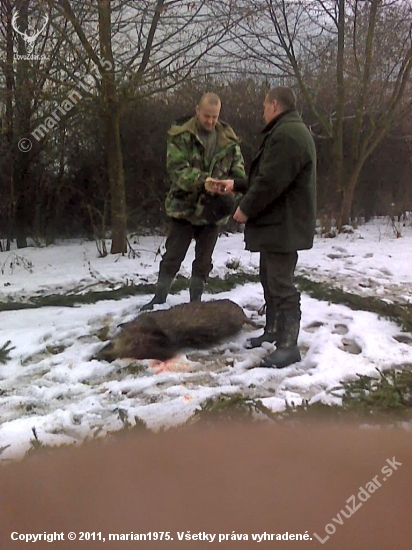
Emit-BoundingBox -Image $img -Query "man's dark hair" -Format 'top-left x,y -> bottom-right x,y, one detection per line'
266,86 -> 296,111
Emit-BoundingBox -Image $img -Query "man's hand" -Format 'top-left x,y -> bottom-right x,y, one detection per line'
205,178 -> 234,195
233,206 -> 248,223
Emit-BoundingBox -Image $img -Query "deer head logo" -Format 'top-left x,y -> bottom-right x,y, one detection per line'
11,9 -> 49,54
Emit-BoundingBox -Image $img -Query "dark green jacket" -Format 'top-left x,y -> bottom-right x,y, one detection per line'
165,116 -> 246,225
234,110 -> 316,252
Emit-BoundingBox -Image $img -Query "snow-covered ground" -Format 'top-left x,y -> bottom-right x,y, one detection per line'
0,218 -> 411,461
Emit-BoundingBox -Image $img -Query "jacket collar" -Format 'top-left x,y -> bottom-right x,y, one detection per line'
168,116 -> 240,147
262,108 -> 298,134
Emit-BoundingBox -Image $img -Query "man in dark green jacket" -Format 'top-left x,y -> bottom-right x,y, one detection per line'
141,92 -> 246,311
210,86 -> 316,368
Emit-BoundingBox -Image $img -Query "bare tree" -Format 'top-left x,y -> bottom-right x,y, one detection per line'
0,0 -> 58,247
232,0 -> 412,227
0,0 -> 81,247
44,0 -> 246,253
0,0 -> 15,249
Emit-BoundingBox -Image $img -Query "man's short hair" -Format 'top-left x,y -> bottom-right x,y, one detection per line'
198,92 -> 221,107
266,86 -> 296,111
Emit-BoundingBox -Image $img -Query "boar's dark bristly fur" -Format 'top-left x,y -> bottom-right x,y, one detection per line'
95,299 -> 259,362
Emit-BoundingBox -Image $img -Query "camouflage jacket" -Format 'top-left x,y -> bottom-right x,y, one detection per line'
165,116 -> 246,225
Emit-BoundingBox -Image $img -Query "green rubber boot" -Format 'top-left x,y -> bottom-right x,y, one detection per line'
246,302 -> 278,349
140,275 -> 173,311
259,309 -> 301,368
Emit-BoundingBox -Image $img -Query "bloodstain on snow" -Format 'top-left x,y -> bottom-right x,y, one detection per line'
149,356 -> 195,374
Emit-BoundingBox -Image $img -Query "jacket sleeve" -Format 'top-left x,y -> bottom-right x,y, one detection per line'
166,133 -> 208,193
233,177 -> 249,194
239,134 -> 303,219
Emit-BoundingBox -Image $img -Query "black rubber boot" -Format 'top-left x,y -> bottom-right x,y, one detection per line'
259,309 -> 301,368
260,346 -> 301,369
189,276 -> 205,302
140,275 -> 173,311
245,302 -> 277,349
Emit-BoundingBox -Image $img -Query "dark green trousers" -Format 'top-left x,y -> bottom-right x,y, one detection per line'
159,218 -> 219,281
259,250 -> 300,312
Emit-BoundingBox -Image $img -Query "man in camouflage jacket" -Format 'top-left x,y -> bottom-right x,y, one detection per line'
141,93 -> 246,311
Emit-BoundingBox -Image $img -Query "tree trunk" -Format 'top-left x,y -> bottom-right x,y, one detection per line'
99,0 -> 127,254
104,106 -> 127,254
332,0 -> 345,227
329,137 -> 344,221
3,0 -> 14,250
14,0 -> 32,249
340,164 -> 363,227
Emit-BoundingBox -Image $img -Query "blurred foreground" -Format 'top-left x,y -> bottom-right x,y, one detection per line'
0,420 -> 411,549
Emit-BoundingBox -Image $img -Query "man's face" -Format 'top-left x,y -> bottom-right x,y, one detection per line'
196,101 -> 221,132
263,96 -> 278,124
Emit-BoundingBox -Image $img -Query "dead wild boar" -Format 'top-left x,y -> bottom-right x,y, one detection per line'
95,299 -> 258,362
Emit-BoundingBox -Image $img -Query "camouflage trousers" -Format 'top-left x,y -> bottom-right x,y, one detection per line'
259,250 -> 301,312
159,218 -> 219,281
